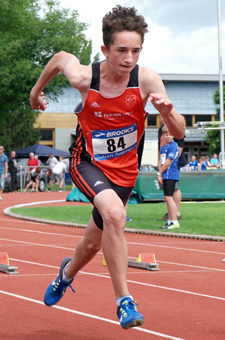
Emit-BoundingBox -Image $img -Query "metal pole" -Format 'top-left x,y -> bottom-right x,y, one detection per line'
20,166 -> 23,192
217,0 -> 225,168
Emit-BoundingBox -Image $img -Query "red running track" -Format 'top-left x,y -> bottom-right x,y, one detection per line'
0,191 -> 225,340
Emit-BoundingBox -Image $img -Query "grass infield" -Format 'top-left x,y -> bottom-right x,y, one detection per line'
10,201 -> 225,237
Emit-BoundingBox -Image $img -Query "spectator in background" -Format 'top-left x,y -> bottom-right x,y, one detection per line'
210,153 -> 220,168
188,155 -> 198,171
199,156 -> 207,170
25,152 -> 40,174
8,150 -> 19,192
47,156 -> 67,192
158,117 -> 186,221
46,153 -> 58,182
205,155 -> 211,167
158,126 -> 180,229
0,145 -> 8,200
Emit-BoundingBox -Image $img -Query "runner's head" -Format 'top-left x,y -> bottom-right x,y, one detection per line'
102,5 -> 148,50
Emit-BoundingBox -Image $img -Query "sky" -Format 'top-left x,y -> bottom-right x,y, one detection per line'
57,0 -> 225,75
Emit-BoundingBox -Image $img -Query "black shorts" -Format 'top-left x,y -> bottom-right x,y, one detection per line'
163,179 -> 179,197
69,159 -> 133,230
159,180 -> 179,191
31,175 -> 39,182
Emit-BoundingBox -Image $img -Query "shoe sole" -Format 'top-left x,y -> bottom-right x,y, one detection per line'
123,318 -> 144,330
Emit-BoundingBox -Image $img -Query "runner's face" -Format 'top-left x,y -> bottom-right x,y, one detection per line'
103,31 -> 142,75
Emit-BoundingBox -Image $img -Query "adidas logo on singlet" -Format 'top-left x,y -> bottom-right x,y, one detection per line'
94,181 -> 104,187
91,102 -> 100,107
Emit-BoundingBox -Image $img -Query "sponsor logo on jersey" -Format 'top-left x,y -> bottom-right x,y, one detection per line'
94,111 -> 133,119
91,102 -> 100,107
95,132 -> 106,137
125,95 -> 136,108
106,126 -> 135,137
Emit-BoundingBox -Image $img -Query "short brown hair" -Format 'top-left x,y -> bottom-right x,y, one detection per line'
162,125 -> 169,134
36,167 -> 41,174
102,5 -> 148,49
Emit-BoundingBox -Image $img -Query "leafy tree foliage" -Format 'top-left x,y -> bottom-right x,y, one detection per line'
0,0 -> 93,151
205,86 -> 225,155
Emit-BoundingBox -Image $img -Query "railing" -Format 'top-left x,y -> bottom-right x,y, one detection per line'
9,166 -> 67,193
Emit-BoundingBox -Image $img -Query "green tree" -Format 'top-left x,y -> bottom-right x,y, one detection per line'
0,0 -> 92,151
205,86 -> 225,155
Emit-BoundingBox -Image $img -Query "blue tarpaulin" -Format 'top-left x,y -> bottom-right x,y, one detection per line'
8,144 -> 70,158
66,187 -> 143,204
66,187 -> 90,203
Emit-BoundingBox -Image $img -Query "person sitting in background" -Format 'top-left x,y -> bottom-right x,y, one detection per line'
205,155 -> 211,167
47,156 -> 67,192
188,155 -> 198,171
24,167 -> 41,192
210,153 -> 220,168
199,156 -> 207,170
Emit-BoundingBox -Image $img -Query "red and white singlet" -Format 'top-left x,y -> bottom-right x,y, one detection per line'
71,62 -> 147,187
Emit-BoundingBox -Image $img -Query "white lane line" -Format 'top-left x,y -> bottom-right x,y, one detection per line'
0,274 -> 58,278
2,236 -> 223,273
0,222 -> 220,246
0,289 -> 186,340
159,260 -> 225,272
1,224 -> 224,256
0,218 -> 43,225
0,238 -> 75,251
8,259 -> 225,302
0,226 -> 83,239
128,241 -> 225,256
1,234 -> 224,273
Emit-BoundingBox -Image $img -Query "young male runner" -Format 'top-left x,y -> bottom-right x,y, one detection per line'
30,5 -> 185,329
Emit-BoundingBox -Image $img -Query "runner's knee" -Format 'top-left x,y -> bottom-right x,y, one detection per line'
104,205 -> 126,229
83,237 -> 101,253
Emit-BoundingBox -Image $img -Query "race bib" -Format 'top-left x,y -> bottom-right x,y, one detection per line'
92,124 -> 137,161
160,153 -> 166,165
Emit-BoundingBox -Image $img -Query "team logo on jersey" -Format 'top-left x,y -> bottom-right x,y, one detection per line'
125,95 -> 136,108
94,111 -> 102,118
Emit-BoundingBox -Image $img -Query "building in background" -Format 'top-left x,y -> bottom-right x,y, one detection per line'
35,74 -> 221,165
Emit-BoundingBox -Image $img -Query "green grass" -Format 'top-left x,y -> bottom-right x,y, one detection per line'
10,201 -> 225,236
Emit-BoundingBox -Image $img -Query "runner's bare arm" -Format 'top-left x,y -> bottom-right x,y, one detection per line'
139,67 -> 185,139
30,51 -> 90,111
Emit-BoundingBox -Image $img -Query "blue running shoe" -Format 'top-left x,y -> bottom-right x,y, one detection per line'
117,297 -> 144,329
126,216 -> 132,222
44,257 -> 75,306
